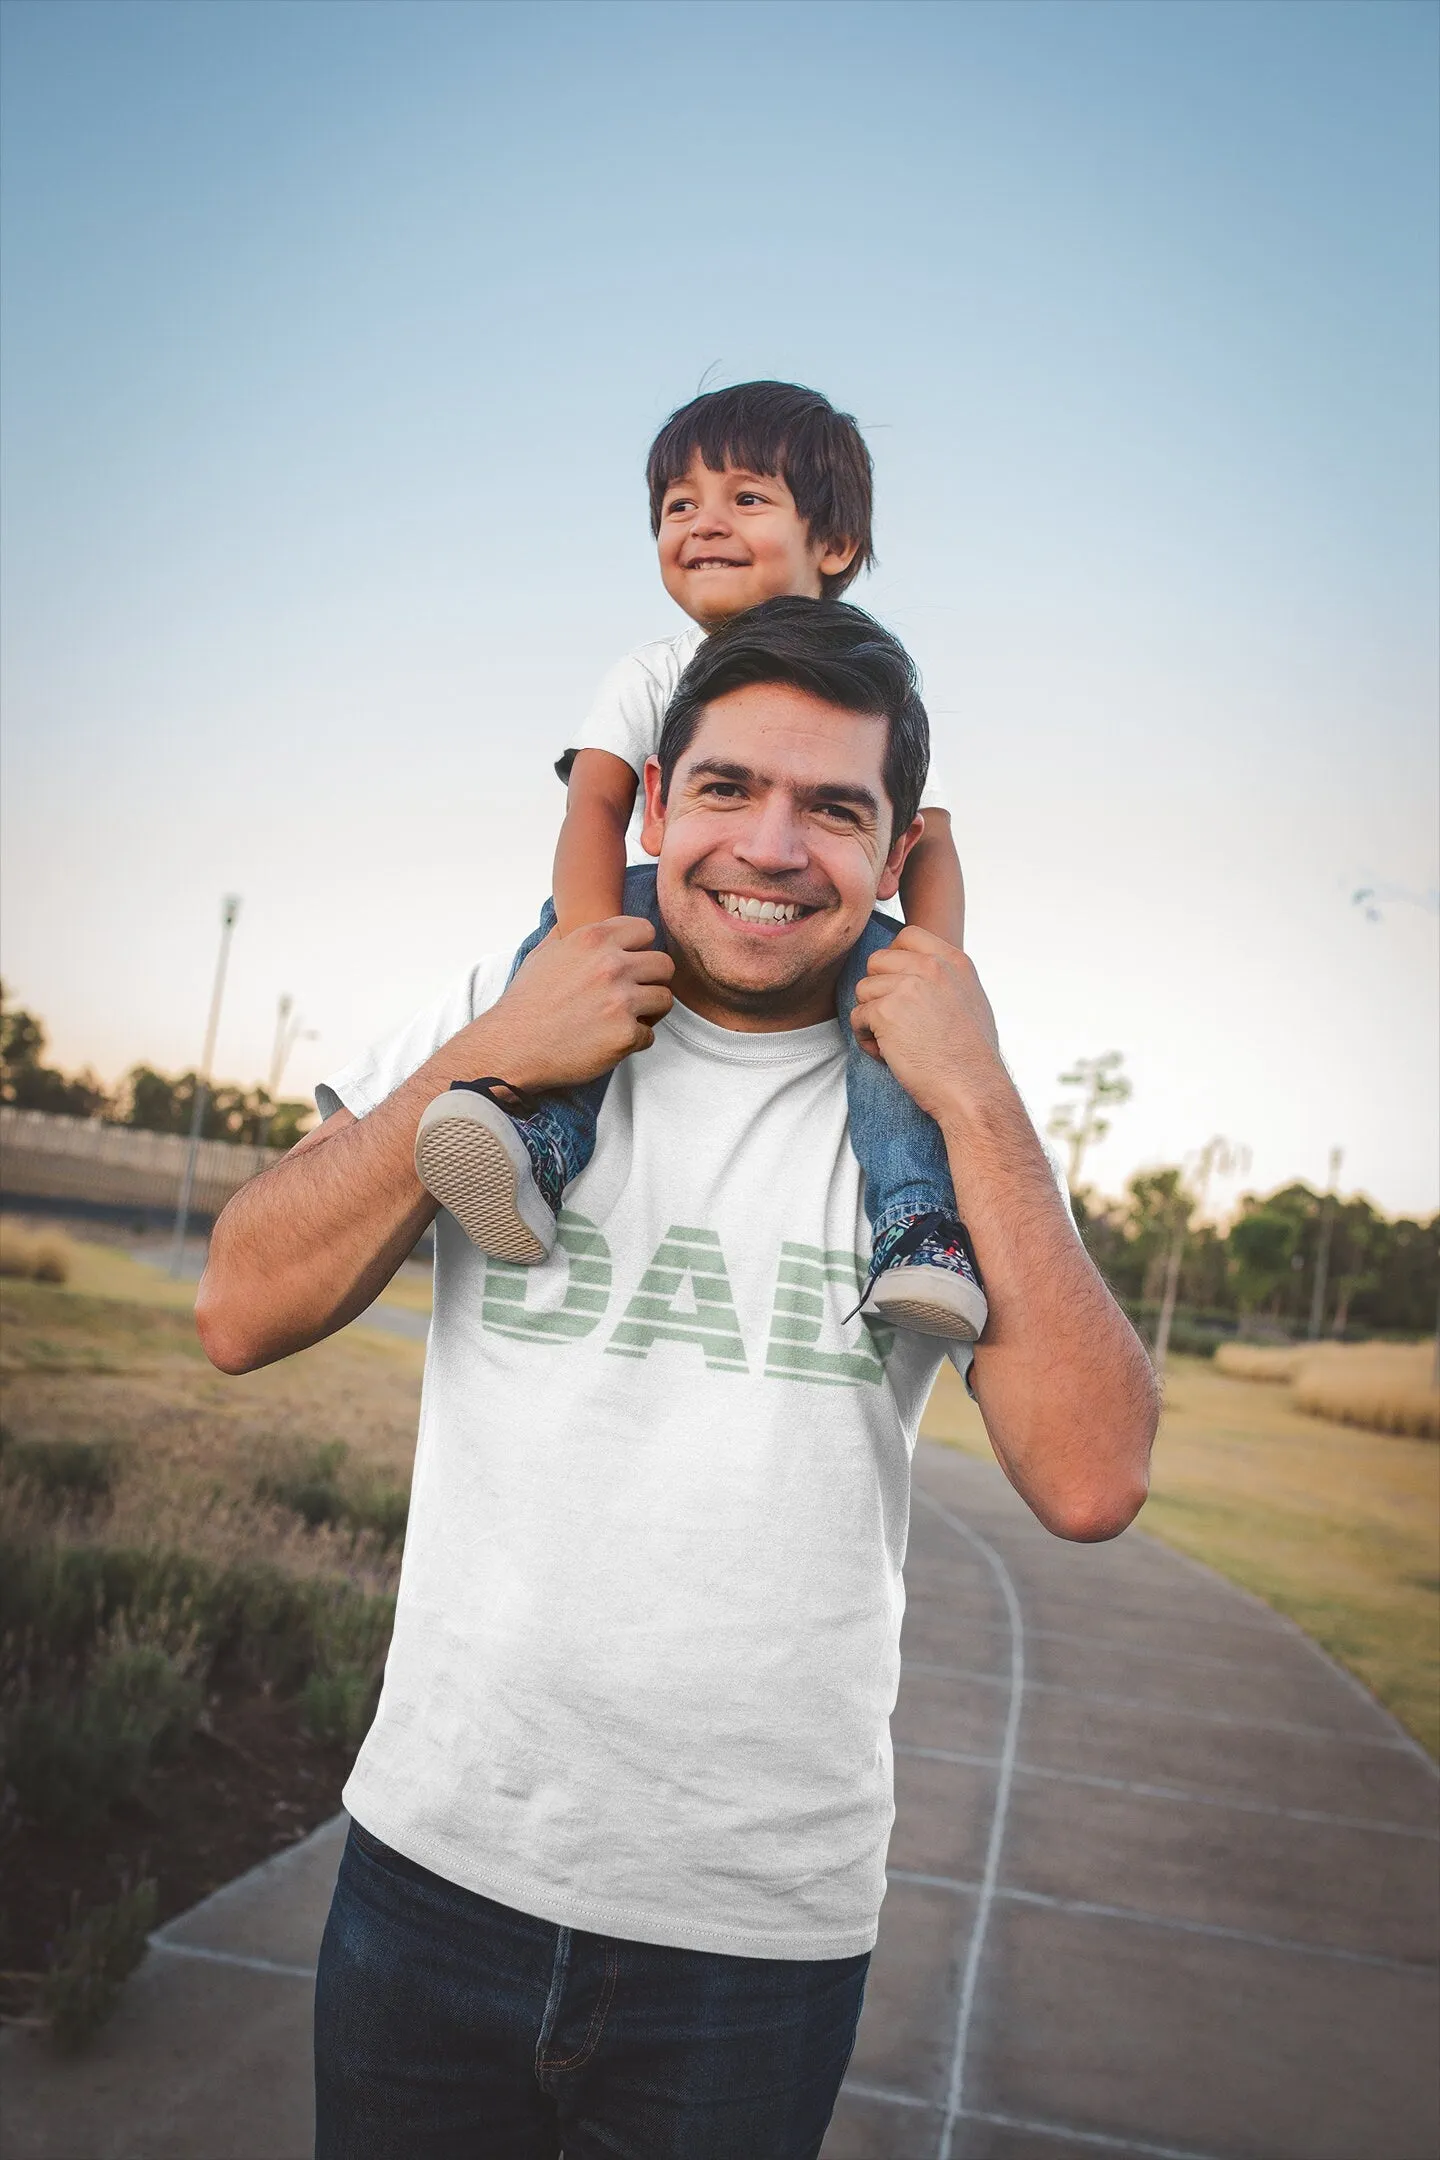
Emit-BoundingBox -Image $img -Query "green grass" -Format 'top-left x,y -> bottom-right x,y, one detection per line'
921,1353 -> 1440,1757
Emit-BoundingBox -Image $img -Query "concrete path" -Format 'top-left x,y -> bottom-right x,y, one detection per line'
3,1442 -> 1436,2160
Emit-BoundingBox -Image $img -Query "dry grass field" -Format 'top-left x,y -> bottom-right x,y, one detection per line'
922,1353 -> 1440,1757
1214,1337 -> 1439,1439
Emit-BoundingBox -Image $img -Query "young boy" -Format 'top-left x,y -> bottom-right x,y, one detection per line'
414,380 -> 987,1342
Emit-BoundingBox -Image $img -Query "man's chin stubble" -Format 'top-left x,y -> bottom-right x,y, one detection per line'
674,926 -> 843,1021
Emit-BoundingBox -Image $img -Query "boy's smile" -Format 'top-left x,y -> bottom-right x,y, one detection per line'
657,458 -> 858,629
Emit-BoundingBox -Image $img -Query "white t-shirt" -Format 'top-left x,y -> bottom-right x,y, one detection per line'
558,625 -> 954,816
319,965 -> 969,1960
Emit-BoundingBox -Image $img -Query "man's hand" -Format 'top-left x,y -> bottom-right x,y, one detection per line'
850,926 -> 1002,1124
496,916 -> 674,1092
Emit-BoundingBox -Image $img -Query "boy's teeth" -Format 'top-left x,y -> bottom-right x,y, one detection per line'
718,892 -> 800,923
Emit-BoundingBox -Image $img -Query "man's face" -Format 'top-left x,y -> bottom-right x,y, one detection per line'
640,681 -> 923,1028
656,458 -> 857,629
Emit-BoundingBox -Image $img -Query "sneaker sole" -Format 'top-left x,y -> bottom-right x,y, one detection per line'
414,1096 -> 555,1264
869,1271 -> 987,1344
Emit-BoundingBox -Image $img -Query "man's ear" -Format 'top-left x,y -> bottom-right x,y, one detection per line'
875,812 -> 926,903
639,755 -> 666,858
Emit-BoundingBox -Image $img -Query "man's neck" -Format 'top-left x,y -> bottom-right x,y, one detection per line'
666,950 -> 842,1034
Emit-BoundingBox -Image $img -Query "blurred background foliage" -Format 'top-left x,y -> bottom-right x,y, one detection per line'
1,985 -> 312,1150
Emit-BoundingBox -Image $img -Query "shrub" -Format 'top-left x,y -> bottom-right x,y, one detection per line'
300,1667 -> 377,1747
342,1479 -> 410,1550
0,1223 -> 71,1284
4,1437 -> 125,1508
255,1441 -> 408,1551
1214,1344 -> 1302,1383
3,1629 -> 202,1832
41,1879 -> 156,2051
254,1441 -> 350,1531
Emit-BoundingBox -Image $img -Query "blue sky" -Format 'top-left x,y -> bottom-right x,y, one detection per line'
2,0 -> 1436,1217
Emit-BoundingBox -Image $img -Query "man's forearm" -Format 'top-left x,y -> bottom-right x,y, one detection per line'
939,1071 -> 1157,1541
196,1024 -> 505,1372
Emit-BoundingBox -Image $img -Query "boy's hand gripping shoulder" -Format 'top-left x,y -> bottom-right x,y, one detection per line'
849,926 -> 1000,1126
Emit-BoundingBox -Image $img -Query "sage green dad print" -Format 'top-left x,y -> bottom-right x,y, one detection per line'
482,1213 -> 895,1389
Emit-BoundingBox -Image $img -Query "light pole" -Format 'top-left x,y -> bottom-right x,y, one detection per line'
255,995 -> 315,1149
1307,1146 -> 1344,1341
168,895 -> 241,1277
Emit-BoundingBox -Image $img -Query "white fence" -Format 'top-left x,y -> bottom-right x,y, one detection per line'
0,1107 -> 274,1223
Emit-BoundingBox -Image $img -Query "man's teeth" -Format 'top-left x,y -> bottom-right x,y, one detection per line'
717,892 -> 803,923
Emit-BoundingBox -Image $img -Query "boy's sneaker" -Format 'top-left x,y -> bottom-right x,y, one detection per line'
414,1080 -> 564,1264
862,1212 -> 988,1343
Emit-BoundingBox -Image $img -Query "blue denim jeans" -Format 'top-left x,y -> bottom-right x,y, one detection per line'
507,865 -> 956,1242
314,1820 -> 870,2160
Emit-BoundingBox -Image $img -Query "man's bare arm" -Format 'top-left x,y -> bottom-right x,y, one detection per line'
196,919 -> 674,1374
852,929 -> 1157,1542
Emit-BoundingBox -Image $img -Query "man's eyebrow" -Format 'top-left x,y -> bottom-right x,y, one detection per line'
683,758 -> 881,818
684,759 -> 758,787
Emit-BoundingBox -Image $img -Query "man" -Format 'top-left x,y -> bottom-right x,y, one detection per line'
198,600 -> 1157,2160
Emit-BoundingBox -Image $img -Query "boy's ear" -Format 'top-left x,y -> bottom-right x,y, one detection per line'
639,755 -> 666,858
875,812 -> 925,903
816,534 -> 860,578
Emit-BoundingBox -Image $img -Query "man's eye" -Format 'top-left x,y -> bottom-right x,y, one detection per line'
816,803 -> 860,825
701,782 -> 743,799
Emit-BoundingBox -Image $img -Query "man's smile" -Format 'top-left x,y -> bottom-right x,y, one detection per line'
704,886 -> 824,931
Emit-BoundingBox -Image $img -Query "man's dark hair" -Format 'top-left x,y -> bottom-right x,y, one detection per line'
646,381 -> 875,600
657,597 -> 930,840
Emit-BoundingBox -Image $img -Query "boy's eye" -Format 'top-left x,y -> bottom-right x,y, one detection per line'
734,491 -> 769,507
665,497 -> 695,517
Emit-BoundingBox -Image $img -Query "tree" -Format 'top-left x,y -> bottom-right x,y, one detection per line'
0,982 -> 111,1119
1227,1200 -> 1304,1321
1048,1052 -> 1132,1189
116,1067 -> 311,1148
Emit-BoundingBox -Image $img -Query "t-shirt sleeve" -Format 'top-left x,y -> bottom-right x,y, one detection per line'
918,753 -> 953,817
554,646 -> 678,785
315,956 -> 513,1123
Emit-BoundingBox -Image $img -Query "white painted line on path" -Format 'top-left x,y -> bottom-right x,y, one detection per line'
911,1487 -> 1024,2160
894,1740 -> 1440,1840
147,1937 -> 316,1981
903,1660 -> 1421,1751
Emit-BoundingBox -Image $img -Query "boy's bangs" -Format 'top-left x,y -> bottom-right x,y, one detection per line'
651,410 -> 789,498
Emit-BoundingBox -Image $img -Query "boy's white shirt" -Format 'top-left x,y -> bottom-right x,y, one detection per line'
319,962 -> 975,1961
559,624 -> 955,818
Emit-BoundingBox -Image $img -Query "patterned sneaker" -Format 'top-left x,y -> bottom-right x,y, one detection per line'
860,1212 -> 988,1343
414,1079 -> 565,1264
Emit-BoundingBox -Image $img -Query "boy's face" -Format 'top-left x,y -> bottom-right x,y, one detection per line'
657,457 -> 857,629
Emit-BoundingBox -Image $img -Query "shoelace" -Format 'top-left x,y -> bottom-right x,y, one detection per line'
843,1209 -> 962,1323
449,1075 -> 543,1118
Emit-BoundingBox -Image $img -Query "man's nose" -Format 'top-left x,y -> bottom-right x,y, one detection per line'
731,795 -> 809,873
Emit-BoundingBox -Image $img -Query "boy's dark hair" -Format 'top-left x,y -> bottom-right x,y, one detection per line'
646,381 -> 874,600
657,597 -> 929,840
